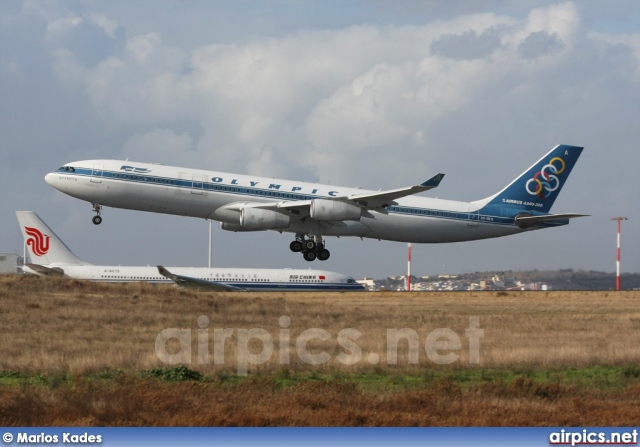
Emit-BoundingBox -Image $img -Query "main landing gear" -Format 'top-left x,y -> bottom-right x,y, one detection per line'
290,235 -> 330,262
91,204 -> 103,225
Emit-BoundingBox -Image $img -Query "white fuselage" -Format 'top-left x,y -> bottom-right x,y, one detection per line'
45,160 -> 526,243
22,264 -> 363,291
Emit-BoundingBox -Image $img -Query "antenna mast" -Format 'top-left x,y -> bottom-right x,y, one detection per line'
610,217 -> 628,290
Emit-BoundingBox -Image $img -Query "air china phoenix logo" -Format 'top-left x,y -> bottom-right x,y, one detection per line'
526,156 -> 566,199
25,226 -> 50,256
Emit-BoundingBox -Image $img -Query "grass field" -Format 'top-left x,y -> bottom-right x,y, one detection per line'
1,274 -> 638,426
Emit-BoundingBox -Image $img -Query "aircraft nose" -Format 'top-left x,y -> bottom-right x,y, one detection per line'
45,172 -> 60,189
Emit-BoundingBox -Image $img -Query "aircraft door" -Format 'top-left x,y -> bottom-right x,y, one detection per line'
192,175 -> 205,195
91,164 -> 104,183
467,208 -> 479,227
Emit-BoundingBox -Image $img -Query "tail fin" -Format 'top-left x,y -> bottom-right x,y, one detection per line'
16,211 -> 89,266
476,144 -> 583,213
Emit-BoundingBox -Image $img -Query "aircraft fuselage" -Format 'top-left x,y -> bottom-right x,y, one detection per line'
46,161 -> 522,243
45,144 -> 584,261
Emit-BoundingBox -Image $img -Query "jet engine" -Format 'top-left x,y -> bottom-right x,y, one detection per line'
240,207 -> 290,230
310,199 -> 361,221
220,223 -> 259,232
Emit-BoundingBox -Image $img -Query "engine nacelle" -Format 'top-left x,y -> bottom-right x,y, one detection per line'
220,223 -> 261,232
240,208 -> 290,230
213,206 -> 241,225
310,199 -> 361,221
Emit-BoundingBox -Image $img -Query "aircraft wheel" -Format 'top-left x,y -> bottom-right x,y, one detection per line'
303,251 -> 317,262
92,215 -> 102,225
317,249 -> 330,261
304,240 -> 316,251
290,240 -> 303,252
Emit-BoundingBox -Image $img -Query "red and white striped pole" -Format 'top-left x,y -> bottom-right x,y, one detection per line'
611,217 -> 628,291
407,243 -> 412,292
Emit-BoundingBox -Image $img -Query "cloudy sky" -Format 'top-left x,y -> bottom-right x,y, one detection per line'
1,0 -> 639,280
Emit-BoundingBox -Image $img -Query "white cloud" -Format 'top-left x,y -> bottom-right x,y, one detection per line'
40,1 -> 636,193
46,15 -> 82,36
122,129 -> 196,165
87,13 -> 119,38
588,31 -> 640,81
50,47 -> 86,81
125,32 -> 162,66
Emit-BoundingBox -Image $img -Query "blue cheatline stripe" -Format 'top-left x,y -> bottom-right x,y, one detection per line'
64,167 -> 520,226
225,283 -> 364,290
93,278 -> 362,290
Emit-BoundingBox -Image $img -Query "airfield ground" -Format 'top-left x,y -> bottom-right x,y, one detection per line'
0,275 -> 638,426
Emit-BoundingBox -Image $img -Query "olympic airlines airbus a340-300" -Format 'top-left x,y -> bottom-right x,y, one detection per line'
45,144 -> 587,261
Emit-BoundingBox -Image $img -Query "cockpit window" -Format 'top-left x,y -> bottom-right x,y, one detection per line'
57,166 -> 75,173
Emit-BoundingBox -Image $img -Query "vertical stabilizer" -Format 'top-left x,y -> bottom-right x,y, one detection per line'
476,144 -> 583,213
16,211 -> 89,266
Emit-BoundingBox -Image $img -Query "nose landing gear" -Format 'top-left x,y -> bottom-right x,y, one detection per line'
92,204 -> 103,225
290,235 -> 330,262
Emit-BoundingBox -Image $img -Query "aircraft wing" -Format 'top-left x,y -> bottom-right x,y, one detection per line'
24,263 -> 64,276
157,266 -> 244,291
336,173 -> 445,209
265,173 -> 446,215
515,213 -> 589,228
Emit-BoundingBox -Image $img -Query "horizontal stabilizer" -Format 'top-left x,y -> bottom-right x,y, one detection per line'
24,263 -> 65,276
157,266 -> 243,291
515,213 -> 589,228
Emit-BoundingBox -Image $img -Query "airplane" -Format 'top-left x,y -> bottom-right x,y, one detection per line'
16,211 -> 364,291
45,144 -> 587,261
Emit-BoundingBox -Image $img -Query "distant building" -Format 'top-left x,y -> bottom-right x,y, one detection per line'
0,253 -> 19,274
358,278 -> 376,289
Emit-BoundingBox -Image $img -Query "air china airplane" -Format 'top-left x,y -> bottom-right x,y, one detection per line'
16,211 -> 364,291
45,144 -> 587,261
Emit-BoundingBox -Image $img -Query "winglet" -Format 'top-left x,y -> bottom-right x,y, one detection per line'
157,265 -> 241,291
420,173 -> 445,189
157,265 -> 177,280
340,173 -> 446,209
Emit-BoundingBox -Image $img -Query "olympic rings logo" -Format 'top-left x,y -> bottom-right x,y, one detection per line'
525,156 -> 566,198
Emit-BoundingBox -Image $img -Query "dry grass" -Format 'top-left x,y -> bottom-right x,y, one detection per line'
1,274 -> 639,426
1,376 -> 639,426
1,275 -> 638,375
